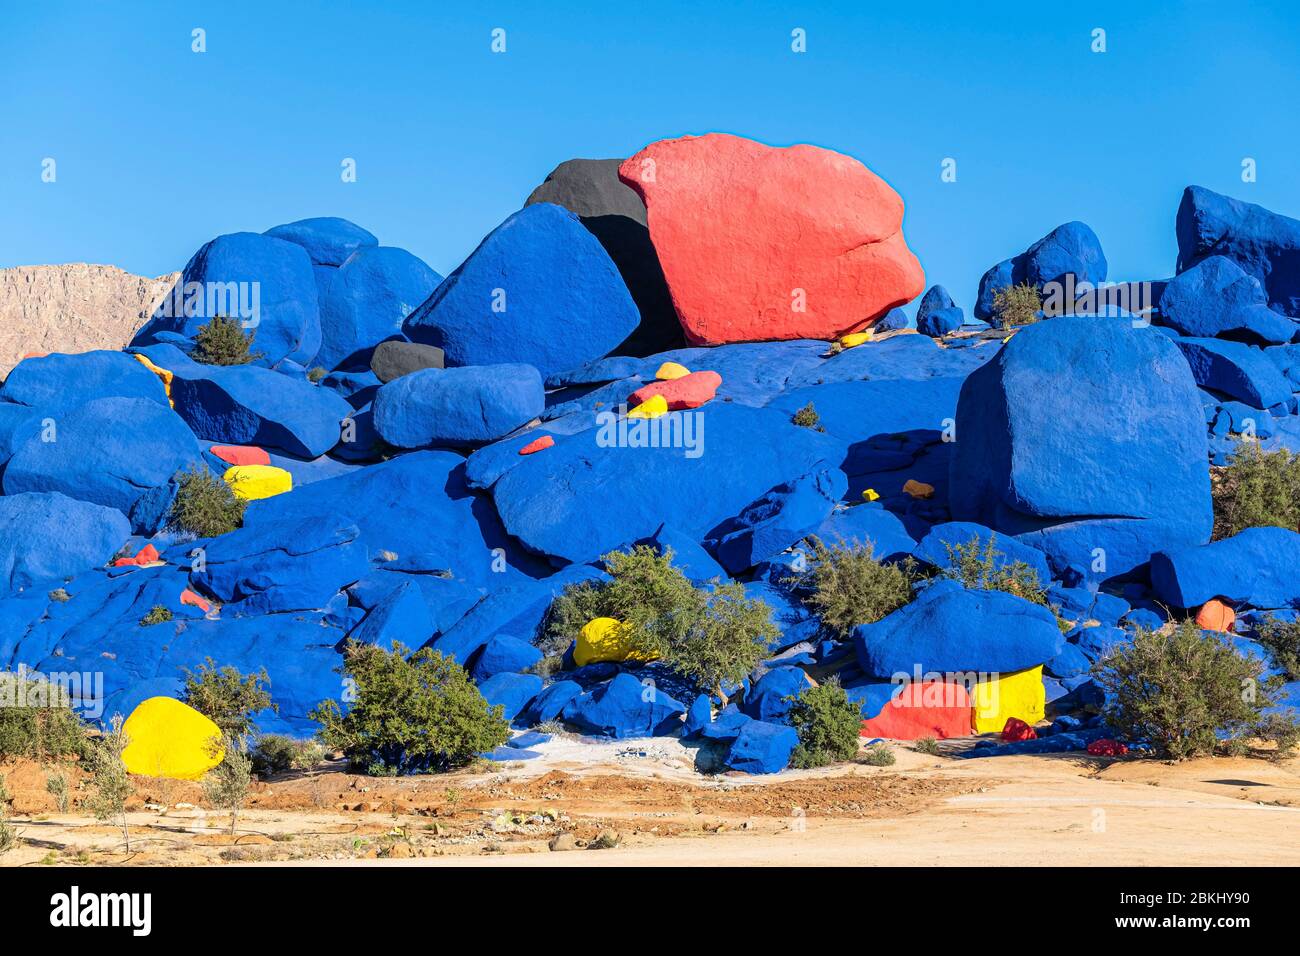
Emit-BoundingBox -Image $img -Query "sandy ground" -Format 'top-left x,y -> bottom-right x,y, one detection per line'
3,734 -> 1298,867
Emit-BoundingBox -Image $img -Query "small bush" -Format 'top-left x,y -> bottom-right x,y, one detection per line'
182,659 -> 275,743
791,402 -> 821,429
786,678 -> 863,769
139,605 -> 172,627
171,465 -> 246,537
914,736 -> 941,756
1211,441 -> 1300,539
538,578 -> 615,663
204,735 -> 253,836
789,536 -> 918,638
251,734 -> 326,776
0,672 -> 90,761
87,715 -> 133,851
307,366 -> 327,383
992,281 -> 1043,329
310,641 -> 510,774
45,771 -> 69,813
48,588 -> 70,603
1094,621 -> 1300,760
943,535 -> 1049,606
0,773 -> 16,854
1255,616 -> 1300,682
192,315 -> 264,366
860,742 -> 896,766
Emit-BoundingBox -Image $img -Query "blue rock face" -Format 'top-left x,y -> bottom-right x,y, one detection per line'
372,364 -> 544,449
1173,337 -> 1292,410
916,285 -> 963,337
708,468 -> 847,574
561,671 -> 686,738
264,217 -> 378,267
0,351 -> 168,413
132,232 -> 322,368
1151,527 -> 1300,610
950,317 -> 1212,579
742,666 -> 812,724
0,492 -> 130,592
911,521 -> 1051,585
1176,186 -> 1300,318
975,222 -> 1107,320
1158,256 -> 1297,344
403,203 -> 640,378
724,719 -> 799,774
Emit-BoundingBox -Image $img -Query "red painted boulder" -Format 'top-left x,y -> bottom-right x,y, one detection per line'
1087,738 -> 1129,757
626,370 -> 722,410
1001,717 -> 1038,742
210,444 -> 271,467
113,543 -> 161,568
619,133 -> 924,345
859,681 -> 972,740
518,435 -> 555,456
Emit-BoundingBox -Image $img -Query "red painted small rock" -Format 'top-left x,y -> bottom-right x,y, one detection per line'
518,435 -> 555,456
619,133 -> 924,345
113,543 -> 161,568
1001,717 -> 1038,742
1087,738 -> 1128,757
180,588 -> 211,613
210,444 -> 271,466
626,370 -> 722,410
859,681 -> 972,740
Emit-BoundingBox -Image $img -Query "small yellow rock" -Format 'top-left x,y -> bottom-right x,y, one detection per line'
627,394 -> 669,419
902,479 -> 935,499
861,488 -> 880,502
224,464 -> 293,501
574,617 -> 658,667
971,665 -> 1046,734
121,697 -> 224,780
134,353 -> 175,408
839,331 -> 873,348
654,361 -> 691,381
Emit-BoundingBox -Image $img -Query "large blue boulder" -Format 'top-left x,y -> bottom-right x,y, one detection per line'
371,364 -> 544,449
724,720 -> 799,774
911,522 -> 1051,585
477,672 -> 542,722
950,317 -> 1212,579
346,580 -> 434,648
402,203 -> 639,379
812,504 -> 917,561
975,222 -> 1107,320
1173,337 -> 1292,409
916,285 -> 963,337
0,351 -> 168,413
3,397 -> 202,533
561,672 -> 686,738
742,666 -> 812,724
315,246 -> 443,372
0,492 -> 130,593
471,634 -> 543,681
134,344 -> 352,458
264,217 -> 378,267
518,680 -> 583,725
132,232 -> 322,368
853,579 -> 1062,677
708,468 -> 846,574
1158,257 -> 1297,345
491,403 -> 843,566
1151,527 -> 1300,610
1176,186 -> 1300,318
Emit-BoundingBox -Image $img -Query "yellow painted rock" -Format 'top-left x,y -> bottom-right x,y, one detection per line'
839,331 -> 872,348
654,361 -> 691,381
627,394 -> 669,419
573,617 -> 658,667
862,488 -> 880,502
223,464 -> 293,501
134,353 -> 174,407
121,697 -> 223,780
902,479 -> 935,499
971,665 -> 1046,734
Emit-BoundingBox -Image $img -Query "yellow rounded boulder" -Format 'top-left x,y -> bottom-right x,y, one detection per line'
573,617 -> 658,667
654,361 -> 691,381
627,394 -> 669,419
971,665 -> 1046,734
121,697 -> 224,780
839,331 -> 873,348
223,464 -> 293,501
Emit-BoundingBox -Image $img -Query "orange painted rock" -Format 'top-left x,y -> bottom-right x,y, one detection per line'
210,444 -> 271,466
626,370 -> 722,410
113,543 -> 161,568
1001,717 -> 1038,742
859,681 -> 972,740
619,133 -> 924,345
1195,598 -> 1235,633
518,435 -> 555,455
902,479 -> 935,499
180,588 -> 211,613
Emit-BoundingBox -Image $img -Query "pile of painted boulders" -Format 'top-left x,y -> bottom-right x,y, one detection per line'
2,131 -> 1298,775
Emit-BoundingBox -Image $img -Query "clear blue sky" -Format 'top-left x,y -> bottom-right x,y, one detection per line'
2,1 -> 1298,312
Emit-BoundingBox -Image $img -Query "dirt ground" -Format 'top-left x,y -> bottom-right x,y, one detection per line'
3,734 -> 1298,867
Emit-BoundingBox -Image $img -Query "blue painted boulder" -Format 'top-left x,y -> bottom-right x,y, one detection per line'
314,246 -> 443,372
853,579 -> 1062,677
518,680 -> 583,725
911,522 -> 1051,585
477,672 -> 542,722
742,666 -> 813,724
950,317 -> 1212,579
975,222 -> 1107,319
1158,256 -> 1297,345
561,672 -> 686,738
346,580 -> 434,648
876,307 -> 910,332
1173,337 -> 1292,409
813,504 -> 917,561
264,217 -> 378,267
3,397 -> 202,533
402,203 -> 640,379
471,634 -> 543,681
708,468 -> 846,574
724,719 -> 799,774
916,285 -> 963,337
0,351 -> 168,413
1151,527 -> 1300,610
132,232 -> 322,368
371,364 -> 544,449
0,492 -> 131,593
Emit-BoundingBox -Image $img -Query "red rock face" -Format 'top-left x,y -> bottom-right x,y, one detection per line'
859,681 -> 972,740
619,133 -> 924,345
210,444 -> 271,466
626,370 -> 721,410
1000,717 -> 1038,742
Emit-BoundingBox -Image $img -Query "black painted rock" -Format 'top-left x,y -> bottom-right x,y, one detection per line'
370,339 -> 445,383
526,158 -> 683,356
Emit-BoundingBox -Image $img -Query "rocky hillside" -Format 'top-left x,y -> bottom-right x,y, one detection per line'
0,263 -> 177,377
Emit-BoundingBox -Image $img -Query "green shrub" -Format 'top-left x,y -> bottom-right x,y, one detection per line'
45,771 -> 69,813
914,736 -> 941,756
171,465 -> 247,537
204,735 -> 253,836
791,402 -> 821,429
943,534 -> 1049,606
1212,441 -> 1300,539
87,715 -> 133,851
1094,621 -> 1300,760
789,536 -> 917,638
786,677 -> 863,769
601,546 -> 708,652
1255,616 -> 1300,681
251,734 -> 326,776
310,641 -> 510,774
860,742 -> 896,766
182,658 -> 275,743
538,578 -> 616,664
192,315 -> 264,366
139,605 -> 172,627
307,366 -> 327,383
0,672 -> 90,761
0,774 -> 15,855
991,281 -> 1042,329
